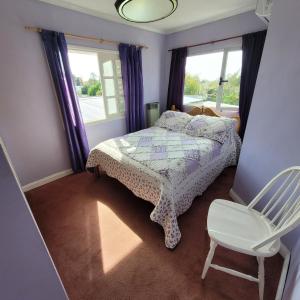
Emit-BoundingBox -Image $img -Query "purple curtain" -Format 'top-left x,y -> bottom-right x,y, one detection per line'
118,43 -> 145,133
40,30 -> 89,172
167,47 -> 188,111
239,30 -> 267,140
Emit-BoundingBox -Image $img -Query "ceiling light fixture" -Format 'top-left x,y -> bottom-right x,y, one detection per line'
115,0 -> 178,23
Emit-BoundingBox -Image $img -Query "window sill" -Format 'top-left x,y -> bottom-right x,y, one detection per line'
84,115 -> 125,126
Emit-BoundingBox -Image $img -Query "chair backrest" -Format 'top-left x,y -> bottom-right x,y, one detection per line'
248,166 -> 300,250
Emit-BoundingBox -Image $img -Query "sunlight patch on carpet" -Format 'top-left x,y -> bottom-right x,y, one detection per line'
97,202 -> 142,273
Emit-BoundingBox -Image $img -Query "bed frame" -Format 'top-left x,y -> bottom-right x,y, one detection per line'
90,104 -> 241,249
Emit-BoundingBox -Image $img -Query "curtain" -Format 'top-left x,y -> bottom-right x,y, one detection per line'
239,30 -> 267,139
40,30 -> 89,172
118,43 -> 145,133
167,47 -> 188,111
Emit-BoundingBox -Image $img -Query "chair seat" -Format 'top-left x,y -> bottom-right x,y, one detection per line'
207,199 -> 281,257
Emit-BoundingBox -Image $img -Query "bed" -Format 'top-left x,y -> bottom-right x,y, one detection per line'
86,106 -> 241,249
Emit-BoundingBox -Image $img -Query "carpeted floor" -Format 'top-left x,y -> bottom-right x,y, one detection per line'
26,167 -> 282,300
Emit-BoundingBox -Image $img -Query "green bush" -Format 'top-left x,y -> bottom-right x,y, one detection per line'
207,88 -> 217,101
184,74 -> 201,95
88,82 -> 102,96
184,71 -> 240,105
74,73 -> 103,97
81,85 -> 89,95
223,72 -> 240,105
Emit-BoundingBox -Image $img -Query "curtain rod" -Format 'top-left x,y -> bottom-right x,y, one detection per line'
168,34 -> 243,52
25,26 -> 148,49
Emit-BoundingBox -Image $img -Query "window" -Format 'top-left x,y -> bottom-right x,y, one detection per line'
68,47 -> 125,124
184,49 -> 242,111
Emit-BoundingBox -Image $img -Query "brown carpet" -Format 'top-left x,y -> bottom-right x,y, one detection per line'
26,167 -> 282,300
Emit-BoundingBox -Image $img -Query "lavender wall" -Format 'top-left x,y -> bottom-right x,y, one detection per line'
0,0 -> 165,185
231,0 -> 300,298
0,0 -> 265,188
0,141 -> 67,300
162,11 -> 266,109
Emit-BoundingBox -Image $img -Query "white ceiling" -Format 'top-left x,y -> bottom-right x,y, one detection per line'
38,0 -> 257,34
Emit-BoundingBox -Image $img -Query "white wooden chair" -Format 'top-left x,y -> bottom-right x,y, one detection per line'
201,166 -> 300,300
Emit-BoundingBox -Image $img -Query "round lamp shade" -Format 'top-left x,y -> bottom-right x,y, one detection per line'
115,0 -> 178,23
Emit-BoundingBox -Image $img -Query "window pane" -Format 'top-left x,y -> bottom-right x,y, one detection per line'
222,50 -> 242,109
107,98 -> 118,114
104,79 -> 115,97
78,97 -> 106,122
103,60 -> 114,77
184,52 -> 223,108
68,51 -> 105,122
69,49 -> 124,122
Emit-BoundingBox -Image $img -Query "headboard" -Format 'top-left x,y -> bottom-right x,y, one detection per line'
171,105 -> 221,117
187,106 -> 221,117
170,105 -> 240,133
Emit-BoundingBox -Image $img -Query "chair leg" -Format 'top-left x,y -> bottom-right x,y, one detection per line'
258,257 -> 265,300
201,239 -> 217,279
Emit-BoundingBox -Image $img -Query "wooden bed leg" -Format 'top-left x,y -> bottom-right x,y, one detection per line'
94,166 -> 100,177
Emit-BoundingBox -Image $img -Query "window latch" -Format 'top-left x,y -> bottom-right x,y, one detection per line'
219,77 -> 228,86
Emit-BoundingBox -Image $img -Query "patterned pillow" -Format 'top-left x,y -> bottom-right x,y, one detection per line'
155,110 -> 192,132
184,115 -> 236,143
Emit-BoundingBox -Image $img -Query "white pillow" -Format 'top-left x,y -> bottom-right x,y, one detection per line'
155,110 -> 192,132
184,115 -> 236,143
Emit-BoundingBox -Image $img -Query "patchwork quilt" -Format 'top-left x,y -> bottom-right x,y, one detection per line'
86,126 -> 241,248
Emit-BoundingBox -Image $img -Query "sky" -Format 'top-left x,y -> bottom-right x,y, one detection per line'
186,50 -> 242,81
68,51 -> 100,81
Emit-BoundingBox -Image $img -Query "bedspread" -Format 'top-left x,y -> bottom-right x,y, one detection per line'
86,127 -> 241,248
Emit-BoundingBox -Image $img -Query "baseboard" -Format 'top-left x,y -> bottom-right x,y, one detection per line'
229,188 -> 245,205
22,169 -> 73,192
229,188 -> 290,300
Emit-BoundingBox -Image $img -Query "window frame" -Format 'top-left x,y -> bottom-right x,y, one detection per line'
184,44 -> 242,112
68,45 -> 125,125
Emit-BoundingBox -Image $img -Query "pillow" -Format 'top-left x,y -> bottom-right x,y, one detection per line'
155,110 -> 192,132
184,115 -> 236,143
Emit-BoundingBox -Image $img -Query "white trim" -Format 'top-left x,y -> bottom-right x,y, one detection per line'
84,115 -> 125,126
68,45 -> 119,55
22,169 -> 73,192
216,49 -> 228,111
229,188 -> 290,300
229,188 -> 245,205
